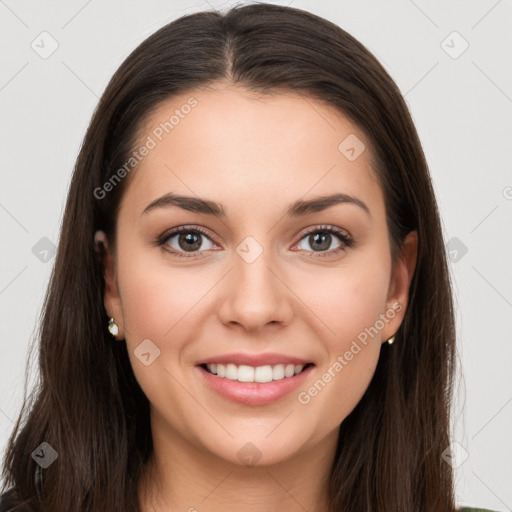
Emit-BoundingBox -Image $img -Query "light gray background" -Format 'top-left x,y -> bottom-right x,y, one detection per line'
1,0 -> 511,509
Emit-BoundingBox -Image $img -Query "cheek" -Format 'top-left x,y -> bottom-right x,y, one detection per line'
291,250 -> 388,409
117,246 -> 214,341
306,344 -> 381,436
115,248 -> 203,413
298,255 -> 390,344
297,254 -> 389,429
297,287 -> 384,435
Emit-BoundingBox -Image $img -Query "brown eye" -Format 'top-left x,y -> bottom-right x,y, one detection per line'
156,226 -> 217,258
175,232 -> 203,252
296,226 -> 353,257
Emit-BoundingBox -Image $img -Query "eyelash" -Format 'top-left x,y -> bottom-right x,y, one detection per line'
152,224 -> 354,259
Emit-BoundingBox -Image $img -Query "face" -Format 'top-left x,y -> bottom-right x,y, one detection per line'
96,83 -> 417,468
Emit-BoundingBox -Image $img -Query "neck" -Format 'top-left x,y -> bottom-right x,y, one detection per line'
138,412 -> 337,512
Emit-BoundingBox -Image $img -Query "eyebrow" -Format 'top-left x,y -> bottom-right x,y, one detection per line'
141,192 -> 371,218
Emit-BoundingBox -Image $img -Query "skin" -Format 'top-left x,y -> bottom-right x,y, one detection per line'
95,82 -> 417,512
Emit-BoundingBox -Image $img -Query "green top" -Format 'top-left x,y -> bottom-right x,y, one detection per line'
460,508 -> 499,512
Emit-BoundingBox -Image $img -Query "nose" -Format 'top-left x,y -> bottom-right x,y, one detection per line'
217,239 -> 294,332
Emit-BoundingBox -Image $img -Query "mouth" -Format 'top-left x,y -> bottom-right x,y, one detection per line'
196,360 -> 315,406
200,362 -> 314,383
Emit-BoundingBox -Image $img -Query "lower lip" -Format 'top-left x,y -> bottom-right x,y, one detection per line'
197,364 -> 314,406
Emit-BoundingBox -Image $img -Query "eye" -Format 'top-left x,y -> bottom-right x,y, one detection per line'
154,225 -> 217,258
295,225 -> 353,257
153,224 -> 354,259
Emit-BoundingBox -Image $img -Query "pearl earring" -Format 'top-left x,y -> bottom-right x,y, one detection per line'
387,335 -> 395,345
108,317 -> 119,339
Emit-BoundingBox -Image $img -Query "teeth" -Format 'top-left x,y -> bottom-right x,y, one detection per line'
237,365 -> 254,382
255,365 -> 273,383
206,363 -> 307,383
272,364 -> 285,380
226,363 -> 237,380
284,364 -> 295,378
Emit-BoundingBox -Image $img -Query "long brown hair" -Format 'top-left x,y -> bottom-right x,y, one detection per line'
1,3 -> 457,511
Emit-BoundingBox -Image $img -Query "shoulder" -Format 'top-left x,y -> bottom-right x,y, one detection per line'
0,489 -> 13,511
0,488 -> 22,511
458,507 -> 501,512
0,488 -> 37,512
0,488 -> 17,511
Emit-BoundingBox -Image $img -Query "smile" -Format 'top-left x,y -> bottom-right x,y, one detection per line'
203,363 -> 313,383
197,362 -> 315,406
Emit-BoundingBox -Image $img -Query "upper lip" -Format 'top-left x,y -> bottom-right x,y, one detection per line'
197,352 -> 313,367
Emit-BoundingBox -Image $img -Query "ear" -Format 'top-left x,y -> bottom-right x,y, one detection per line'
94,230 -> 124,339
380,230 -> 418,344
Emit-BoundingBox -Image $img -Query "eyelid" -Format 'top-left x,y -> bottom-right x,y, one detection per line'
295,224 -> 352,242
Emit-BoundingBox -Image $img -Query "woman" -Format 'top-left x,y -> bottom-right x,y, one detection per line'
0,3 -> 497,511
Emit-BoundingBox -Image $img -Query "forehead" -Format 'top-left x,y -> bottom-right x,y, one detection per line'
118,84 -> 384,222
